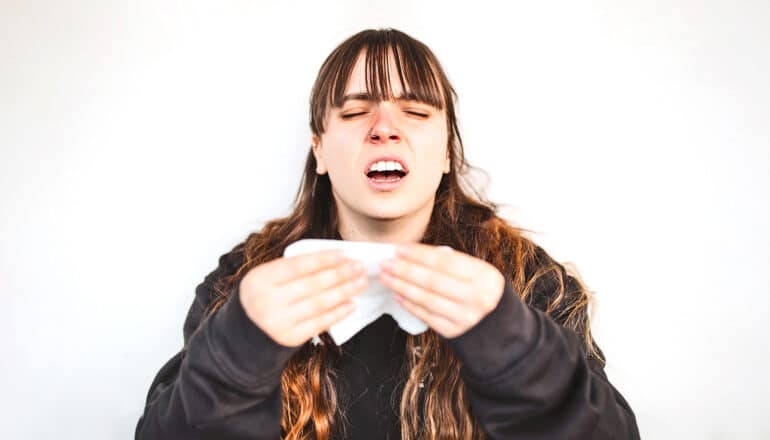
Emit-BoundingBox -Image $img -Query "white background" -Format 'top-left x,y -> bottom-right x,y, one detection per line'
2,1 -> 768,438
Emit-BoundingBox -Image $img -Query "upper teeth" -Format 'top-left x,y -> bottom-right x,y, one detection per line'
369,160 -> 404,172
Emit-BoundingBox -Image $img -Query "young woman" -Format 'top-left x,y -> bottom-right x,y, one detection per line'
135,28 -> 641,439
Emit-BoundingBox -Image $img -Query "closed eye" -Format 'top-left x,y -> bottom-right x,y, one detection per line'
342,111 -> 429,119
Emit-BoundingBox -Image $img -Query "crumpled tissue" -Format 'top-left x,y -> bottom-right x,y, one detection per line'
283,238 -> 428,345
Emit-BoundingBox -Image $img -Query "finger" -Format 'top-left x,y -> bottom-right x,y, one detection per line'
395,243 -> 477,280
290,275 -> 367,322
391,290 -> 458,338
379,271 -> 464,326
282,259 -> 365,304
290,299 -> 357,342
262,250 -> 345,285
381,257 -> 468,303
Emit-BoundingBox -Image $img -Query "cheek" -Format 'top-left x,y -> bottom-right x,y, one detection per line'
414,132 -> 449,172
324,124 -> 363,153
320,137 -> 358,178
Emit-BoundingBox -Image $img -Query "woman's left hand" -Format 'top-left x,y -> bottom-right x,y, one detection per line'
379,243 -> 506,338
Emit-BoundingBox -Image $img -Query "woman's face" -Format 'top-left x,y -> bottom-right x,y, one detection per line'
312,51 -> 450,223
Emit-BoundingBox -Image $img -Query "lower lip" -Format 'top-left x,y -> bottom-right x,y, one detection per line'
366,174 -> 407,192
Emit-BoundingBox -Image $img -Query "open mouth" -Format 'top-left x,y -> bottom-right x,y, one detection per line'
366,169 -> 407,182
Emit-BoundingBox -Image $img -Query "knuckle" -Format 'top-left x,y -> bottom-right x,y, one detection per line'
482,295 -> 496,313
289,256 -> 306,272
417,270 -> 431,288
464,311 -> 478,327
324,293 -> 340,310
320,253 -> 336,266
407,286 -> 421,302
345,278 -> 362,295
330,288 -> 346,306
315,312 -> 334,330
296,301 -> 313,320
310,295 -> 326,312
338,263 -> 355,280
300,255 -> 319,272
340,282 -> 354,297
329,289 -> 346,308
314,269 -> 334,288
333,303 -> 349,319
427,277 -> 442,293
292,279 -> 308,296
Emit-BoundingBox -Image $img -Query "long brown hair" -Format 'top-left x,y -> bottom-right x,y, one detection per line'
208,28 -> 604,439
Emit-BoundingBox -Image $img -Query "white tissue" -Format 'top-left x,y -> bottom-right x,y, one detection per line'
283,239 -> 428,345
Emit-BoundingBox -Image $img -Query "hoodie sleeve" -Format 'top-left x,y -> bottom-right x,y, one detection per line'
446,259 -> 641,439
135,248 -> 300,440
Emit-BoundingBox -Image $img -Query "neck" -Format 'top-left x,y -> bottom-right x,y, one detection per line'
335,199 -> 434,244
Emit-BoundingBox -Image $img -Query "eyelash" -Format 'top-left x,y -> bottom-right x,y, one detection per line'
341,111 -> 429,119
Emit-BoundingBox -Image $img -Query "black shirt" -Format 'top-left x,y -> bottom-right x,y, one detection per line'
135,246 -> 641,439
336,315 -> 406,439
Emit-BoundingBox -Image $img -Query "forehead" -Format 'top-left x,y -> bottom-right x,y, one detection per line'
335,48 -> 445,108
344,51 -> 405,96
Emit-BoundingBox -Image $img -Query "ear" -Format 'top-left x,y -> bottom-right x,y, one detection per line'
443,148 -> 451,174
311,134 -> 327,175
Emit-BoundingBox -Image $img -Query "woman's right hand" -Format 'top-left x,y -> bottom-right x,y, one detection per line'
238,250 -> 367,347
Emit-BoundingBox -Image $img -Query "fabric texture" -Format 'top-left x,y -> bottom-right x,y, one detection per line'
134,243 -> 641,439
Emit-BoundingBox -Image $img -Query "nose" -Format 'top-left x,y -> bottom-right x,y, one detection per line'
367,104 -> 401,144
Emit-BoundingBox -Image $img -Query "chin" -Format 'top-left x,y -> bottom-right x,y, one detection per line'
355,192 -> 436,222
361,203 -> 412,221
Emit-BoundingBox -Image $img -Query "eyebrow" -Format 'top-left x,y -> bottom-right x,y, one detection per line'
341,91 -> 425,104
